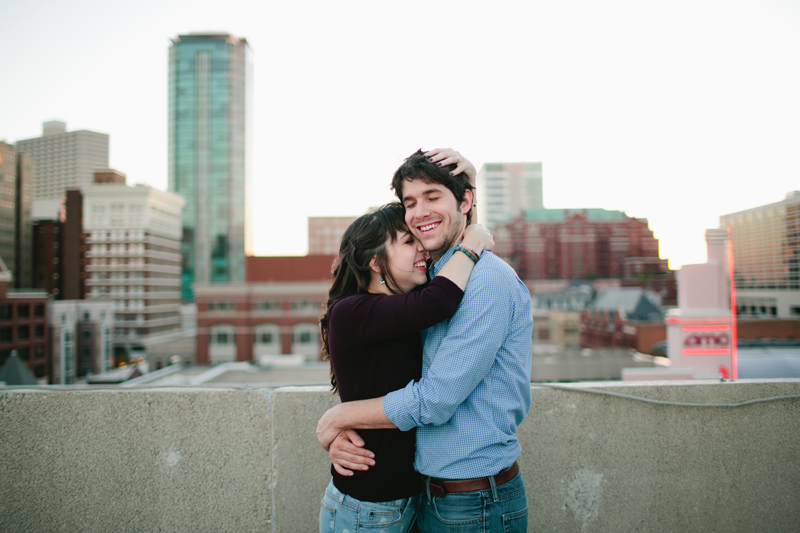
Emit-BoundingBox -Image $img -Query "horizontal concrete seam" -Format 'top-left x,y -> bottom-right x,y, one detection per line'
532,382 -> 800,407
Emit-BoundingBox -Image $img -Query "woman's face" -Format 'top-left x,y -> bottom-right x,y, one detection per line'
384,230 -> 428,292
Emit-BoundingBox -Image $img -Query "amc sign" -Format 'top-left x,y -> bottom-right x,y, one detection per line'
681,325 -> 731,356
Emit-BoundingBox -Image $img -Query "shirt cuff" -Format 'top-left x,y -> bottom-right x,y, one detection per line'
383,380 -> 418,431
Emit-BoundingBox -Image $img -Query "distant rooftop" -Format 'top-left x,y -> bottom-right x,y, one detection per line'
591,287 -> 663,320
513,207 -> 633,223
172,32 -> 249,45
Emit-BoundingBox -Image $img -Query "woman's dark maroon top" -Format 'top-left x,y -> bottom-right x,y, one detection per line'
327,276 -> 464,502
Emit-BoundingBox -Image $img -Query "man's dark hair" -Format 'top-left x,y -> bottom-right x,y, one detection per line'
391,150 -> 475,224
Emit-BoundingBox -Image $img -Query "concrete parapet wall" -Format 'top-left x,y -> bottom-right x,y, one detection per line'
1,380 -> 799,532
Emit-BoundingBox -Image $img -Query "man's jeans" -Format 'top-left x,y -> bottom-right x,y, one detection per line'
418,472 -> 528,532
320,479 -> 421,533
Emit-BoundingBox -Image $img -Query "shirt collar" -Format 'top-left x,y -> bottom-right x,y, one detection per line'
429,243 -> 461,278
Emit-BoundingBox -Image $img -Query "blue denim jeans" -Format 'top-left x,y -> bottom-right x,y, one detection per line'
320,479 -> 421,533
417,471 -> 528,532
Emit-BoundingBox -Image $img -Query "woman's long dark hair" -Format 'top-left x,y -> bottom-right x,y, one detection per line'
320,202 -> 408,391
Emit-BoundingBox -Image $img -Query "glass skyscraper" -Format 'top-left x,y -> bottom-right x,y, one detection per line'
168,33 -> 251,300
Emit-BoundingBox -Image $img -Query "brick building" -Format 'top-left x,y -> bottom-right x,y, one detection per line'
0,257 -> 49,379
494,207 -> 676,304
195,255 -> 335,365
31,189 -> 86,300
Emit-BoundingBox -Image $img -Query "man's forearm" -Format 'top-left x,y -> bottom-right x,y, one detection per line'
316,396 -> 395,451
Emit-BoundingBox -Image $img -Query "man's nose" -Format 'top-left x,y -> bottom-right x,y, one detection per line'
414,202 -> 431,219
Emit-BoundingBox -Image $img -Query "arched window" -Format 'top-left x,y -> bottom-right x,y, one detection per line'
208,324 -> 236,364
253,324 -> 281,356
291,323 -> 320,361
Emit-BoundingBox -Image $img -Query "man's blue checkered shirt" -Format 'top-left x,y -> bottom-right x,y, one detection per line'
383,247 -> 532,479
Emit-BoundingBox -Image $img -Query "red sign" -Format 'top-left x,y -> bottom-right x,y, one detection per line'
681,325 -> 731,356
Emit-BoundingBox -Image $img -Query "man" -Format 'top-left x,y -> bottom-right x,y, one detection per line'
316,149 -> 532,531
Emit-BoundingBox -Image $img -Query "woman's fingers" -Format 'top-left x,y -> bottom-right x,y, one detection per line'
425,147 -> 477,182
424,147 -> 460,169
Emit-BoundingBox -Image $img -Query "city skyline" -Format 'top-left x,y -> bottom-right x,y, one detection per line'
2,0 -> 799,270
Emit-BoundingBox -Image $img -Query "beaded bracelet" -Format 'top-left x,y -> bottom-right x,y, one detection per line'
454,246 -> 479,264
459,244 -> 481,260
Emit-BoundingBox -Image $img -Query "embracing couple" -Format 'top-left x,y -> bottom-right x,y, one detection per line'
316,148 -> 533,532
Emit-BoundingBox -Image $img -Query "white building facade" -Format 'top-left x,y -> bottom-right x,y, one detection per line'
16,121 -> 109,201
476,162 -> 543,230
720,191 -> 800,318
48,300 -> 115,384
81,184 -> 185,355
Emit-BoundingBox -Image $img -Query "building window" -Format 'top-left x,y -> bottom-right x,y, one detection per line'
0,305 -> 11,321
291,300 -> 317,312
0,327 -> 12,343
34,325 -> 44,338
208,301 -> 235,312
210,325 -> 235,345
254,300 -> 281,312
17,305 -> 30,319
34,304 -> 44,318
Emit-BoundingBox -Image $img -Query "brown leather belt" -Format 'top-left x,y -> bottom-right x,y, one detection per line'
426,461 -> 520,497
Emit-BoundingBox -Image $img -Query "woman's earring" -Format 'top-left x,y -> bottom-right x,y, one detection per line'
379,276 -> 385,284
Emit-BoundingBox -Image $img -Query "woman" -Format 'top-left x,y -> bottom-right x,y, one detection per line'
319,152 -> 490,533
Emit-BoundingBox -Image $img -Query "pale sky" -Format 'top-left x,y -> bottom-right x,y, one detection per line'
2,0 -> 798,269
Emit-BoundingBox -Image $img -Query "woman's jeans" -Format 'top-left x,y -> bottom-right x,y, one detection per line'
320,479 -> 420,533
417,471 -> 528,532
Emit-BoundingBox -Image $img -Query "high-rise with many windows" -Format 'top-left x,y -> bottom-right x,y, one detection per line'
476,162 -> 543,230
82,182 -> 185,357
168,33 -> 251,301
0,142 -> 34,289
15,121 -> 109,201
720,191 -> 800,317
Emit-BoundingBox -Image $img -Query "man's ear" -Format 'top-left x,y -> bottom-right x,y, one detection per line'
460,188 -> 474,216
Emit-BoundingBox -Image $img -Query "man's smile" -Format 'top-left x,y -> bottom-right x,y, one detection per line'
418,222 -> 441,233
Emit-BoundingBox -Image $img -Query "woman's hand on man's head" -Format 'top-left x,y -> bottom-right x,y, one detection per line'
424,148 -> 477,184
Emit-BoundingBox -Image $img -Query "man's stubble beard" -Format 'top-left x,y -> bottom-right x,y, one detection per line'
425,212 -> 467,263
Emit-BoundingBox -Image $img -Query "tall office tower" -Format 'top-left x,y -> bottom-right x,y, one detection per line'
168,33 -> 251,301
81,181 -> 185,358
15,121 -> 109,201
0,143 -> 18,273
720,191 -> 800,318
0,142 -> 34,288
15,150 -> 33,289
476,162 -> 543,230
